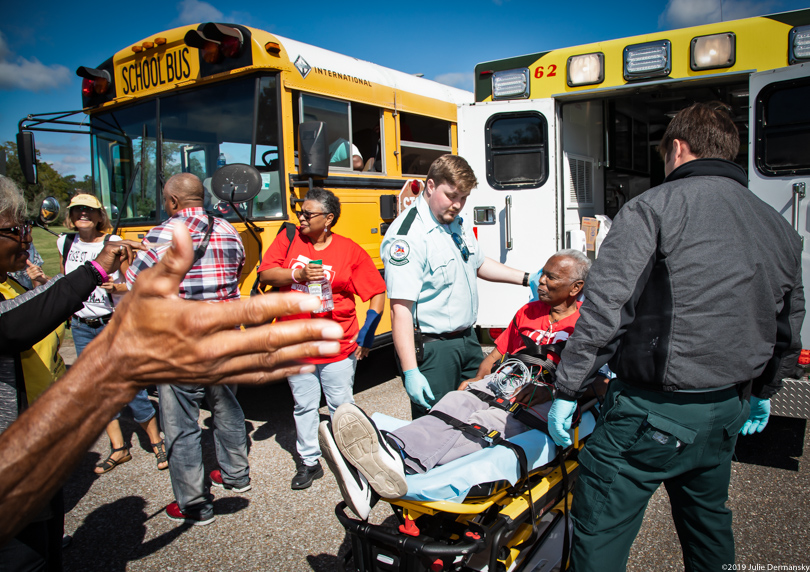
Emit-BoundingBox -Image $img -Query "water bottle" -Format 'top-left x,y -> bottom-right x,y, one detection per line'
217,153 -> 226,170
306,259 -> 334,313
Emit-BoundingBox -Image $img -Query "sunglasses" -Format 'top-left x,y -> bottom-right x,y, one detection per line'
70,205 -> 100,214
451,232 -> 470,262
296,210 -> 326,221
0,220 -> 34,240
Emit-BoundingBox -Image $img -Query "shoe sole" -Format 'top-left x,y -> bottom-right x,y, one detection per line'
166,510 -> 215,526
332,404 -> 407,499
211,481 -> 252,493
291,466 -> 323,490
319,420 -> 373,520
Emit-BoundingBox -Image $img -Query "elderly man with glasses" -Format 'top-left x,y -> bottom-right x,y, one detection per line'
381,155 -> 534,419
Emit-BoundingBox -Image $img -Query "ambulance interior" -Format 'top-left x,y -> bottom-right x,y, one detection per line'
560,78 -> 750,244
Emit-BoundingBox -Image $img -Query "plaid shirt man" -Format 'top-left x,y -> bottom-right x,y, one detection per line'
126,207 -> 244,300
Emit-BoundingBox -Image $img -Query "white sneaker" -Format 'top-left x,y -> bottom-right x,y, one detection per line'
332,403 -> 408,499
319,420 -> 373,519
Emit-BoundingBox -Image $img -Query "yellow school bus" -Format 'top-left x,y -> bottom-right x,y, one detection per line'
18,22 -> 472,343
457,9 -> 810,416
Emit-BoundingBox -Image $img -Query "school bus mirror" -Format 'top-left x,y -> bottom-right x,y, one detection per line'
298,121 -> 329,178
690,33 -> 735,71
16,131 -> 37,185
210,163 -> 263,203
39,197 -> 60,225
790,25 -> 810,64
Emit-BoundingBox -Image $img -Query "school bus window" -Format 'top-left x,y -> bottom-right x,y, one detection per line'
91,102 -> 157,224
300,94 -> 352,169
160,76 -> 255,217
351,101 -> 383,172
756,78 -> 810,176
254,75 -> 284,218
401,112 -> 451,176
484,112 -> 548,190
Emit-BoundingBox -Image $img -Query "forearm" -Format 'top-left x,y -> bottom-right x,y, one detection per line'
391,300 -> 418,371
477,257 -> 525,285
259,267 -> 300,287
0,348 -> 136,542
475,349 -> 502,379
369,292 -> 385,315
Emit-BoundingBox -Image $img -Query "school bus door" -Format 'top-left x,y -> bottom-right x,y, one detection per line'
458,99 -> 558,328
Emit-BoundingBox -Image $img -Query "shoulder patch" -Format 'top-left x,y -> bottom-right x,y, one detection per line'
388,239 -> 410,266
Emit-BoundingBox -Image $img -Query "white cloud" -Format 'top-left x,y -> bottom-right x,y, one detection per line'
176,0 -> 224,25
433,72 -> 475,92
38,142 -> 88,156
0,32 -> 71,92
659,0 -> 779,28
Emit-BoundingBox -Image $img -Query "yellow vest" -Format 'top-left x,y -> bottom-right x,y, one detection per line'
0,278 -> 67,403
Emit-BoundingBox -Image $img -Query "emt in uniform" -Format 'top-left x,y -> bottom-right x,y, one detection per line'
381,155 -> 531,418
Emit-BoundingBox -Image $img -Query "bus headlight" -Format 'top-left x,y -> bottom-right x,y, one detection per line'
567,53 -> 604,87
492,68 -> 530,99
623,40 -> 671,81
691,33 -> 735,70
790,24 -> 810,64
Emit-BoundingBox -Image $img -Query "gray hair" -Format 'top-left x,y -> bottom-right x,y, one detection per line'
304,187 -> 341,227
554,249 -> 591,282
0,177 -> 27,224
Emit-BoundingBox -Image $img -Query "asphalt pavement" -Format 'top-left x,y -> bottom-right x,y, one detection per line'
58,343 -> 809,571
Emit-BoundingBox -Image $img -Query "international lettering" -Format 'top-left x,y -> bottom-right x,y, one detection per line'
312,67 -> 372,87
120,47 -> 193,95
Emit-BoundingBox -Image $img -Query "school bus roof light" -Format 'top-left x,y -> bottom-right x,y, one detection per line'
691,33 -> 735,71
789,25 -> 810,64
567,53 -> 604,87
76,66 -> 111,96
265,42 -> 281,56
624,40 -> 671,81
184,23 -> 245,64
492,68 -> 530,100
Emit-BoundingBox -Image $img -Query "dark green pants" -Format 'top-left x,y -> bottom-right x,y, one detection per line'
570,379 -> 750,572
409,329 -> 483,419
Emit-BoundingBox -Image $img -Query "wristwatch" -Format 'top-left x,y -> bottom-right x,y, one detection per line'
522,272 -> 530,287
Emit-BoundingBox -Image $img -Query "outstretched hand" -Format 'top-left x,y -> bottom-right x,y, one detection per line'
87,224 -> 343,388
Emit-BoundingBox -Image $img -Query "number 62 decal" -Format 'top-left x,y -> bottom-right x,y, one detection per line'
534,64 -> 557,79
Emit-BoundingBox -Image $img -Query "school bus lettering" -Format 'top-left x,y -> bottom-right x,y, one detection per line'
120,47 -> 192,95
534,64 -> 557,79
312,66 -> 372,87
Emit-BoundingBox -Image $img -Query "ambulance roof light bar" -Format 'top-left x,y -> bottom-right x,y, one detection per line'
623,40 -> 671,81
789,24 -> 810,64
492,68 -> 530,100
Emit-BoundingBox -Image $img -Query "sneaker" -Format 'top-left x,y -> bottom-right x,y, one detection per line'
165,501 -> 215,526
210,469 -> 252,493
319,420 -> 375,519
332,403 -> 408,499
291,461 -> 324,490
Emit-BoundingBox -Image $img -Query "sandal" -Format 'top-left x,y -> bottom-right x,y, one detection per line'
152,440 -> 169,471
95,445 -> 131,474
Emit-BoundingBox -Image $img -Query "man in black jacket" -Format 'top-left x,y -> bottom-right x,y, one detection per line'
547,103 -> 804,571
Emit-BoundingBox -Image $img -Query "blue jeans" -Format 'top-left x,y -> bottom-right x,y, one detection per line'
287,355 -> 357,466
72,317 -> 155,424
158,384 -> 250,518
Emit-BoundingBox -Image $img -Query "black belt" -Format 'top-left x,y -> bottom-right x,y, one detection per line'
422,327 -> 472,343
73,314 -> 113,327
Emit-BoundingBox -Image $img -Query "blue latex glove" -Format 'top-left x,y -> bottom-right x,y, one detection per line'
548,398 -> 577,447
403,368 -> 435,410
741,396 -> 771,435
356,309 -> 381,348
528,270 -> 543,302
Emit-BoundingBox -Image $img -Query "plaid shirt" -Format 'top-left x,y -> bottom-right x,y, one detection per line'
126,207 -> 245,301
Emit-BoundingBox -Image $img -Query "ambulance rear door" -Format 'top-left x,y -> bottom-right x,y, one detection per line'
458,98 -> 558,328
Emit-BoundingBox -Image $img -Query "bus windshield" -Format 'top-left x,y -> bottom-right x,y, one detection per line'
90,74 -> 283,225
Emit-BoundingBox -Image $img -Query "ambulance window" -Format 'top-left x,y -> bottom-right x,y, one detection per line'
756,77 -> 810,176
485,112 -> 548,190
401,113 -> 452,176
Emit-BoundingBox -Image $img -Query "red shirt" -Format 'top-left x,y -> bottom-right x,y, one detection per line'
258,229 -> 386,363
495,301 -> 582,363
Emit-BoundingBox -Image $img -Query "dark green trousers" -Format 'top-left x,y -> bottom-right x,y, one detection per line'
408,329 -> 483,419
570,379 -> 750,572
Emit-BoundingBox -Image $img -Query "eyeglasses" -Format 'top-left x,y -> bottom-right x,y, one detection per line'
451,232 -> 470,262
70,205 -> 100,214
296,210 -> 326,221
0,221 -> 34,240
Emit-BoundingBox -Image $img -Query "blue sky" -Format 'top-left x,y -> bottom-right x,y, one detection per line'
2,0 -> 808,179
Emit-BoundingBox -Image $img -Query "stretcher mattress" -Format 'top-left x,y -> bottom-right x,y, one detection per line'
372,410 -> 597,503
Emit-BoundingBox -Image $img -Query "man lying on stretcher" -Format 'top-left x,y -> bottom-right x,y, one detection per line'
319,249 -> 605,519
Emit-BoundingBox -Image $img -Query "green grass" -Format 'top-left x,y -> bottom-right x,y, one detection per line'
31,225 -> 68,278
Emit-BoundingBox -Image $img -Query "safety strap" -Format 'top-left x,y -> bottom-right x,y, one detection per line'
252,221 -> 296,295
467,389 -> 553,434
193,215 -> 216,264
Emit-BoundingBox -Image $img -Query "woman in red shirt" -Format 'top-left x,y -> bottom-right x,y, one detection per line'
258,188 -> 386,490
